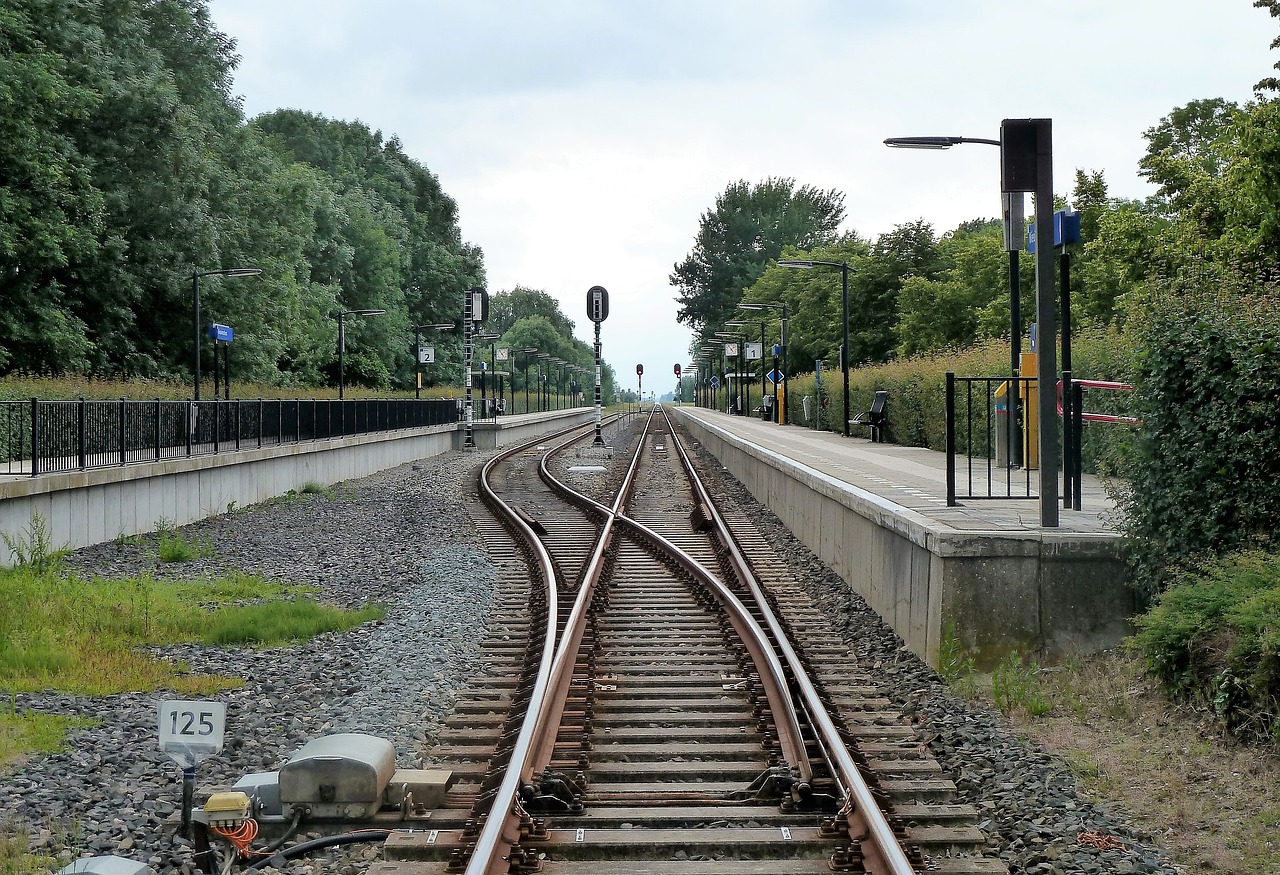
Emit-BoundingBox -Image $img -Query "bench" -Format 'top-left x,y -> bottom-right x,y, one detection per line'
850,390 -> 887,443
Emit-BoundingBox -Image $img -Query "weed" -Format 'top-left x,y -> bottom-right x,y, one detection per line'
1,515 -> 67,574
991,650 -> 1052,718
113,532 -> 144,548
301,481 -> 333,499
936,619 -> 975,683
0,711 -> 98,768
226,500 -> 238,514
155,518 -> 213,563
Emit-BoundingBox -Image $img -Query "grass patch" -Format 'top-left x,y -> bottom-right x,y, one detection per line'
204,600 -> 381,646
0,710 -> 98,768
1000,650 -> 1280,874
0,822 -> 62,875
155,518 -> 213,563
300,481 -> 333,498
0,563 -> 380,696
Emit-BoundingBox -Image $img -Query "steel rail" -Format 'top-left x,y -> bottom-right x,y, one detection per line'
465,420 -> 599,875
537,408 -> 813,785
521,405 -> 657,773
660,406 -> 918,875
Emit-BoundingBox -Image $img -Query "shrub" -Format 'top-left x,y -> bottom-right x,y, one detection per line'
1133,549 -> 1280,750
1116,286 -> 1280,596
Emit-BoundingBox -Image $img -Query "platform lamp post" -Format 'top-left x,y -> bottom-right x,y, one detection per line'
192,267 -> 261,401
411,322 -> 454,399
474,330 -> 500,416
884,120 -> 1058,526
727,319 -> 763,419
741,301 -> 788,424
884,133 -> 1025,467
519,347 -> 538,413
777,259 -> 850,436
336,308 -> 386,399
714,331 -> 745,415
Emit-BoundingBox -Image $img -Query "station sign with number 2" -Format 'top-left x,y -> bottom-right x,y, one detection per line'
158,700 -> 226,767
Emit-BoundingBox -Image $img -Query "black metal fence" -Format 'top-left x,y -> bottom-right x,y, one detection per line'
945,373 -> 1036,505
1,398 -> 459,476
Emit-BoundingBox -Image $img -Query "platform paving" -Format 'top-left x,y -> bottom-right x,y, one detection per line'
675,406 -> 1117,535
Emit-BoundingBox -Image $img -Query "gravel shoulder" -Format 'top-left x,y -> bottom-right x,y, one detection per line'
4,451 -> 501,874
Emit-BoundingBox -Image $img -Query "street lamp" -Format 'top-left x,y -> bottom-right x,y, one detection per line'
192,267 -> 261,400
411,322 -> 454,399
777,259 -> 851,436
884,120 -> 1058,526
519,347 -> 538,413
475,331 -> 500,415
337,308 -> 386,399
726,320 -> 758,416
714,331 -> 745,415
741,301 -> 789,424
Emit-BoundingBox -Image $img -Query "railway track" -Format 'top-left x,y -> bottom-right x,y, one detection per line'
372,407 -> 1006,874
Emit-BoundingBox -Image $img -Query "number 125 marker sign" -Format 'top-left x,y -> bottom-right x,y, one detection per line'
158,700 -> 226,767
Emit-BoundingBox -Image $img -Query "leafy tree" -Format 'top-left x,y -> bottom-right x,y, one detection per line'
490,287 -> 578,338
853,220 -> 945,363
671,178 -> 845,336
0,1 -> 103,372
896,221 -> 1005,356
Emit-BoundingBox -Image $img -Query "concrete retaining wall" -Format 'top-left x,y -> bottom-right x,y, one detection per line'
672,409 -> 1136,669
0,409 -> 595,566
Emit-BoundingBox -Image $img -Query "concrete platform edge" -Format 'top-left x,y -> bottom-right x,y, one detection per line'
670,408 -> 1137,669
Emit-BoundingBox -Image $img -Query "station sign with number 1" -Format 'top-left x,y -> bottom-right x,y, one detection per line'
158,700 -> 226,767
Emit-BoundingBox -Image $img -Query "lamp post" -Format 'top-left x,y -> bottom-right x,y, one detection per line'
336,308 -> 386,399
474,331 -> 500,416
884,120 -> 1058,526
727,319 -> 763,419
778,259 -> 851,436
714,331 -> 746,415
519,348 -> 538,413
741,301 -> 789,424
411,322 -> 454,399
192,267 -> 261,400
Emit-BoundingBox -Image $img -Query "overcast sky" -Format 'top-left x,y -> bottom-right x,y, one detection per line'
208,1 -> 1274,393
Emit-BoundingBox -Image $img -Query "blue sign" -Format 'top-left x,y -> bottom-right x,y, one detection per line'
1027,209 -> 1081,253
771,344 -> 781,357
766,369 -> 784,384
208,323 -> 233,342
710,376 -> 720,389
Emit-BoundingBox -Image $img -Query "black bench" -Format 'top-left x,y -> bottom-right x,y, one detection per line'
850,390 -> 887,443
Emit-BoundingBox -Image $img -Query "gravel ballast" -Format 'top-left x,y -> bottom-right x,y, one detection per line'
3,451 -> 499,874
3,422 -> 1182,875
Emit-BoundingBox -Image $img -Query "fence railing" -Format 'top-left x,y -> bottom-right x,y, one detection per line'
945,373 -> 1035,505
945,371 -> 1137,510
1,398 -> 460,476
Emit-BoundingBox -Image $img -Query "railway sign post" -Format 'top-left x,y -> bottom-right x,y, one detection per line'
636,363 -> 643,408
587,286 -> 609,446
158,699 -> 226,837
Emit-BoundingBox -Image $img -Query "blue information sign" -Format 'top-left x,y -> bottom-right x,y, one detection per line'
208,323 -> 233,342
710,376 -> 720,389
766,369 -> 784,384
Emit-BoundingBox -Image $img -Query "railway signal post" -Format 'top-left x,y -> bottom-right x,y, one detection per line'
587,285 -> 609,446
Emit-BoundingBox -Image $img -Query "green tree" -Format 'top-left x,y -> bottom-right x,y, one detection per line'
896,221 -> 1005,356
671,178 -> 845,337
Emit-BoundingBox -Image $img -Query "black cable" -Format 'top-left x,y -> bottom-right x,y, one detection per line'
259,809 -> 304,855
245,829 -> 392,871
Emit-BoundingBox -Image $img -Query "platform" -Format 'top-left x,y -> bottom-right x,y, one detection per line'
669,406 -> 1135,669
